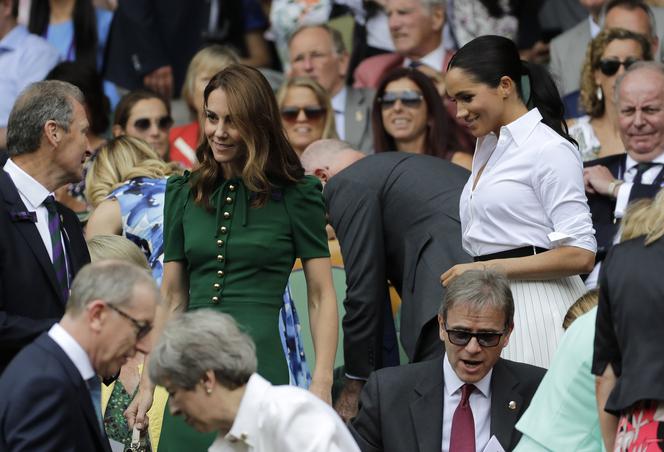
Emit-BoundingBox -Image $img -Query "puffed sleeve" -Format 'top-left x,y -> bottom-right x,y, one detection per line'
283,176 -> 330,260
533,139 -> 597,252
592,248 -> 622,377
163,172 -> 191,262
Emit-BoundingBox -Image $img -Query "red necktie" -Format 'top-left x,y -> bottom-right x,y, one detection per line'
449,383 -> 476,452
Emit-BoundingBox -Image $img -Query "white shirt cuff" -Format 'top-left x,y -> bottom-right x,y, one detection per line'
613,182 -> 633,219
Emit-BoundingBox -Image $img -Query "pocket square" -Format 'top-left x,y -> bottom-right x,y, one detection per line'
9,210 -> 37,223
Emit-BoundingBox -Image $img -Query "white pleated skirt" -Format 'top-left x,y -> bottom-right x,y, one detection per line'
501,275 -> 587,369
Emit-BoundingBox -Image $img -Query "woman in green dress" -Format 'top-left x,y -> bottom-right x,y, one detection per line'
127,65 -> 338,451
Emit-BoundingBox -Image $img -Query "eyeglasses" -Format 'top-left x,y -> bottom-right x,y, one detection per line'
280,106 -> 326,122
106,303 -> 152,340
598,58 -> 640,76
444,323 -> 506,347
378,90 -> 424,109
132,116 -> 174,132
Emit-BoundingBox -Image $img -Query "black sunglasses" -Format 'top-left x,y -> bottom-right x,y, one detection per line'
133,116 -> 174,132
379,90 -> 424,109
444,322 -> 506,347
280,106 -> 326,122
107,303 -> 152,340
598,58 -> 640,76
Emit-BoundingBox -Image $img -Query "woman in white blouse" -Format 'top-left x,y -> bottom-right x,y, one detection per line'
443,35 -> 597,368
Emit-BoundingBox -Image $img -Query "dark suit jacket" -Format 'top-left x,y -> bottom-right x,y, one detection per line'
325,153 -> 471,378
349,357 -> 546,452
0,333 -> 111,451
0,170 -> 90,373
584,154 -> 664,262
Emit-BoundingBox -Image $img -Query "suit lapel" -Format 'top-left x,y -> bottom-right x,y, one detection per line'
0,171 -> 64,305
410,359 -> 444,452
344,88 -> 368,148
489,359 -> 523,449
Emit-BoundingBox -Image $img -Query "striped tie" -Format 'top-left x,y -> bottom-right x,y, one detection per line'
43,196 -> 69,301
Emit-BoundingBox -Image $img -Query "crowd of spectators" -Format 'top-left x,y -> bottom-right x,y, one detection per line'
2,0 -> 664,451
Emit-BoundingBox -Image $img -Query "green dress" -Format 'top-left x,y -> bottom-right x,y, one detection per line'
159,173 -> 329,451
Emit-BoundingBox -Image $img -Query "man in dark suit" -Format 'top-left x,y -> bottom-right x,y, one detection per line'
301,139 -> 471,420
0,80 -> 91,373
288,24 -> 374,153
583,61 -> 664,283
349,270 -> 546,452
0,260 -> 158,451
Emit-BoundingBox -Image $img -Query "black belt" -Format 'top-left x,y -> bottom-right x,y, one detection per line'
474,246 -> 549,262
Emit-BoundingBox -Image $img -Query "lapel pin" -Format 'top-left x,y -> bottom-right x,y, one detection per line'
508,401 -> 517,410
355,110 -> 363,122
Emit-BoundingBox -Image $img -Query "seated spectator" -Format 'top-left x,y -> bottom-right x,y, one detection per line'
46,61 -> 111,215
148,310 -> 360,451
593,187 -> 664,450
583,61 -> 664,285
85,136 -> 180,285
288,24 -> 374,153
168,45 -> 239,169
349,270 -> 545,452
372,67 -> 472,169
29,0 -> 119,107
112,90 -> 173,161
277,77 -> 338,156
569,28 -> 652,161
562,288 -> 599,329
0,0 -> 59,150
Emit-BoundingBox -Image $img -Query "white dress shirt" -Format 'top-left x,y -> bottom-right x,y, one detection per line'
48,323 -> 95,381
208,374 -> 360,452
331,86 -> 347,141
404,41 -> 446,72
460,108 -> 597,257
3,158 -> 60,262
588,15 -> 600,39
442,353 -> 492,452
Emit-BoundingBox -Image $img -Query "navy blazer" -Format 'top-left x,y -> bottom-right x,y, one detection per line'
0,333 -> 111,451
0,170 -> 90,373
584,154 -> 664,262
349,357 -> 546,452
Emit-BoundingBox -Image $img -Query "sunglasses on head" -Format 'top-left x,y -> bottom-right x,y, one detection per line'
598,58 -> 640,76
379,90 -> 424,109
280,106 -> 326,122
444,322 -> 506,347
133,116 -> 174,132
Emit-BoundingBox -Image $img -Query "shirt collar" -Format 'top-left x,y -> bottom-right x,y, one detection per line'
443,352 -> 493,399
224,373 -> 270,447
331,86 -> 347,114
625,152 -> 664,172
497,108 -> 543,148
0,25 -> 28,52
48,323 -> 96,380
404,40 -> 446,72
3,158 -> 52,210
588,15 -> 601,39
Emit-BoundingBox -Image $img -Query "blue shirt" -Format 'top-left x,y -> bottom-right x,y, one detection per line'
0,25 -> 60,126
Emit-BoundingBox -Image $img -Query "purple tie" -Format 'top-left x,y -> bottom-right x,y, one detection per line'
449,383 -> 476,452
43,196 -> 69,301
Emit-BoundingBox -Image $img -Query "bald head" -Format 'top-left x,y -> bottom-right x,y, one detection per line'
301,139 -> 365,184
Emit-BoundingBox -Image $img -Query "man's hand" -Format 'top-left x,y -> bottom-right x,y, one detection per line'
143,66 -> 173,99
334,378 -> 365,423
583,165 -> 616,196
125,385 -> 154,431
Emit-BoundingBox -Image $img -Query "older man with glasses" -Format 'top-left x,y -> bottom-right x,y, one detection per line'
349,270 -> 546,452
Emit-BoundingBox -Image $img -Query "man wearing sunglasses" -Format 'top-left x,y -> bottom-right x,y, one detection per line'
0,260 -> 158,452
349,270 -> 545,452
584,61 -> 664,286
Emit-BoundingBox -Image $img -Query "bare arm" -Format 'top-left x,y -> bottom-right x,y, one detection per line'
85,199 -> 123,239
441,246 -> 595,286
302,257 -> 338,405
125,260 -> 189,429
596,364 -> 619,451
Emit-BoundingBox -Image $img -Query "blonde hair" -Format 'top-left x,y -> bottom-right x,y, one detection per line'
580,28 -> 651,118
276,77 -> 338,142
87,235 -> 150,270
563,289 -> 599,330
620,189 -> 664,245
181,45 -> 239,116
85,136 -> 179,207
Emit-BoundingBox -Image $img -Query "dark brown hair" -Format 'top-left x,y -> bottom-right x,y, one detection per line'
113,90 -> 171,129
192,64 -> 304,209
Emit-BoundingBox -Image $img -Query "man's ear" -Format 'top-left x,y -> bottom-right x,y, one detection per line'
44,120 -> 60,147
86,299 -> 107,334
338,51 -> 351,78
437,313 -> 446,342
313,167 -> 330,184
431,4 -> 445,33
